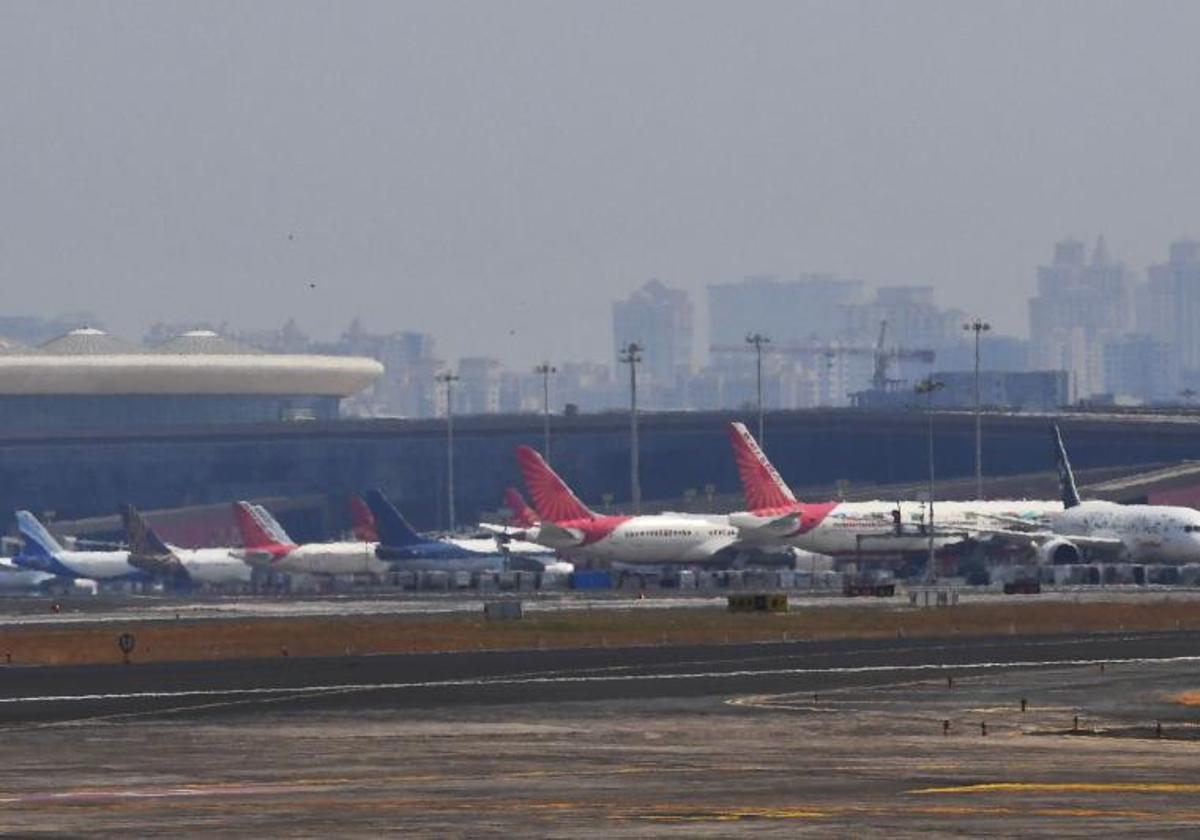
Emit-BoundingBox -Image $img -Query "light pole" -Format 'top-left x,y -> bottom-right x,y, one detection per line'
915,377 -> 945,582
534,363 -> 556,464
963,318 -> 990,500
435,370 -> 460,531
618,342 -> 643,513
745,332 -> 770,444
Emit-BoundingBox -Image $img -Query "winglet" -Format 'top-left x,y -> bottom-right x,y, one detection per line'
515,446 -> 596,522
727,422 -> 797,510
504,487 -> 540,528
363,489 -> 425,547
348,495 -> 379,542
1051,424 -> 1081,510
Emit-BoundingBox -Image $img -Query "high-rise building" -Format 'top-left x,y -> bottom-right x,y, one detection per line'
707,274 -> 865,350
1103,334 -> 1178,404
457,357 -> 503,415
1029,236 -> 1135,401
612,280 -> 694,385
1147,240 -> 1200,374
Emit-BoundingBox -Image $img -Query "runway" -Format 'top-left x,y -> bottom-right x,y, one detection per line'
2,630 -> 1198,725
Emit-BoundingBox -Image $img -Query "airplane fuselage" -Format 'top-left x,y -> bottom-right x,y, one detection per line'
746,499 -> 1063,557
1052,501 -> 1200,564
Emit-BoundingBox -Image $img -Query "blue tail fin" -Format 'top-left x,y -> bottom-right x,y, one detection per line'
363,489 -> 424,547
15,510 -> 64,559
1051,424 -> 1081,509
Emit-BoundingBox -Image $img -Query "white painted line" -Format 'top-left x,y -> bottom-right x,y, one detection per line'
2,654 -> 1199,706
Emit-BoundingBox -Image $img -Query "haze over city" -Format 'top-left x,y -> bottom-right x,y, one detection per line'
4,1 -> 1200,368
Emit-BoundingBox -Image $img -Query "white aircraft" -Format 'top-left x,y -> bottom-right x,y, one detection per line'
491,447 -> 752,567
726,422 -> 1062,559
122,505 -> 253,585
13,510 -> 152,582
981,425 -> 1200,565
232,501 -> 390,577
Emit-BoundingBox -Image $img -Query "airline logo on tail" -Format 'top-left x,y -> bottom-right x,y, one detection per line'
504,487 -> 540,528
348,495 -> 379,543
727,422 -> 797,510
232,502 -> 295,554
515,446 -> 597,523
119,504 -> 189,582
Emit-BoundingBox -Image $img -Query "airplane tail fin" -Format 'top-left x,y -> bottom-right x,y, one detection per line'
250,504 -> 295,546
1051,423 -> 1081,509
504,487 -> 540,528
727,422 -> 798,510
232,501 -> 290,548
15,511 -> 64,558
516,446 -> 596,522
348,495 -> 379,542
363,489 -> 424,547
120,504 -> 174,556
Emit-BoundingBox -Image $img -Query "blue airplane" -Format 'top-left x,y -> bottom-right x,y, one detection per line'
364,489 -> 511,571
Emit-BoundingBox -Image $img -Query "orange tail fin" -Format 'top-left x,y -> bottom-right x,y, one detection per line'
516,446 -> 596,522
504,487 -> 540,527
727,422 -> 797,510
348,495 -> 379,542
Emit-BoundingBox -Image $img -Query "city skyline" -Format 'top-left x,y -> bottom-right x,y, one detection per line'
7,232 -> 1200,416
5,3 -> 1200,368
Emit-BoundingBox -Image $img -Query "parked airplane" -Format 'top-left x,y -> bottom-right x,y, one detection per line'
505,446 -> 752,566
726,422 -> 1061,559
981,425 -> 1200,564
0,557 -> 62,592
13,510 -> 152,582
365,489 -> 567,573
121,505 -> 252,585
232,501 -> 389,577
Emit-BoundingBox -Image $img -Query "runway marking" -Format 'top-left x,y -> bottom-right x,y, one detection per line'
1,653 -> 1199,708
912,782 -> 1200,795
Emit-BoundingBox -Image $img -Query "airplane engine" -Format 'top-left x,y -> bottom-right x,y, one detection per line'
1037,537 -> 1082,565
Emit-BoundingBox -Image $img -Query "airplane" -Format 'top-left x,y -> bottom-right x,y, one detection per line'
500,446 -> 755,566
979,425 -> 1200,565
364,489 -> 567,573
121,504 -> 253,586
725,421 -> 1062,560
13,510 -> 155,582
232,501 -> 390,577
0,556 -> 65,592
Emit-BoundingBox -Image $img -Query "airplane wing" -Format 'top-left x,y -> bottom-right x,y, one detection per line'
729,511 -> 801,540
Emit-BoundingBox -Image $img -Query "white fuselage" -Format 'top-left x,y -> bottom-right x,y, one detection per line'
563,515 -> 741,566
270,542 -> 389,576
1052,501 -> 1200,564
55,549 -> 143,580
172,547 -> 254,584
787,499 -> 1063,557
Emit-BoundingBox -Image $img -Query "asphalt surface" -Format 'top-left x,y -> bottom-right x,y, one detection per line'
2,630 -> 1198,726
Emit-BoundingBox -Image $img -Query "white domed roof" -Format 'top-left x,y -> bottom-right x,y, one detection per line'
38,328 -> 142,355
152,330 -> 261,355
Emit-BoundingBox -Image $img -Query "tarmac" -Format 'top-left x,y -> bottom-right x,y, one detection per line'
1,630 -> 1199,834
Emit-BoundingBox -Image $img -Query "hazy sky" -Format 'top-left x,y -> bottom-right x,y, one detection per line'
2,1 -> 1198,365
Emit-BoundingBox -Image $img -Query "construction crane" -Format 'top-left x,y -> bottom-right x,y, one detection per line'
710,321 -> 935,391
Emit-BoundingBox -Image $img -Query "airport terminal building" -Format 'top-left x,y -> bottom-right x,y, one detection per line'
0,328 -> 382,429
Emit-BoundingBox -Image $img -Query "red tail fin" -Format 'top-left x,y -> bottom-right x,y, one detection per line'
233,501 -> 280,548
504,487 -> 540,527
348,495 -> 379,542
516,446 -> 596,522
727,422 -> 797,510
